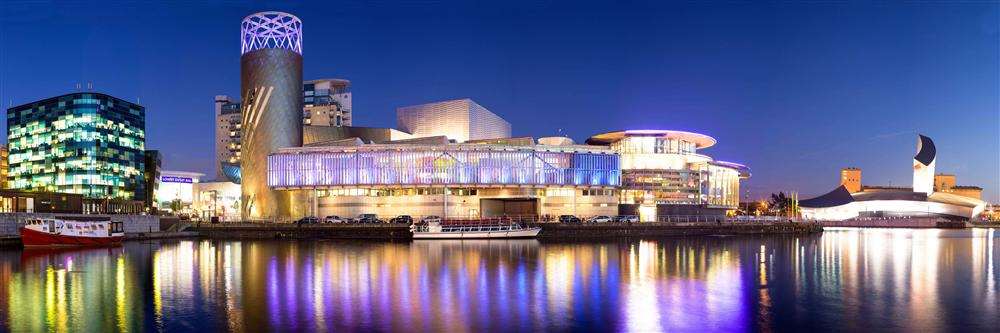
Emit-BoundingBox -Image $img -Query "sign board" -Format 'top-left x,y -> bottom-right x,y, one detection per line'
161,176 -> 194,184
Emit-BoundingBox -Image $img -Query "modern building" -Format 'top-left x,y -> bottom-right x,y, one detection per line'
0,145 -> 8,190
214,95 -> 242,180
215,79 -> 352,181
6,92 -> 146,201
304,79 -> 352,126
156,170 -> 204,213
240,11 -> 307,220
193,180 -> 242,222
144,150 -> 162,211
268,139 -> 620,219
0,190 -> 83,213
801,135 -> 986,221
586,130 -> 750,220
397,99 -> 511,143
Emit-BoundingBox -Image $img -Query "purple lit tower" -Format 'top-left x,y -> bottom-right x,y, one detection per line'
240,11 -> 306,220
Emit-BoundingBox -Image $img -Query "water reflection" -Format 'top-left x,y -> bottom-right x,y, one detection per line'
0,228 -> 997,331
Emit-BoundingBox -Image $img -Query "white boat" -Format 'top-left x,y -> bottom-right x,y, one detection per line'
410,221 -> 541,239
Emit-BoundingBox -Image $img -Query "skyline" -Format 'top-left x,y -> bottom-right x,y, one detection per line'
1,2 -> 997,201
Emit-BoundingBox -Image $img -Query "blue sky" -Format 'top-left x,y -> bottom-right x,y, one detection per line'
1,1 -> 997,201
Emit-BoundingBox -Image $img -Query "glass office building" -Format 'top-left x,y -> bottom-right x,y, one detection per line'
6,92 -> 146,200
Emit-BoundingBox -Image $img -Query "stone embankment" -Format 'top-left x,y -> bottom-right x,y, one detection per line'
191,222 -> 822,240
191,223 -> 412,240
528,222 -> 823,239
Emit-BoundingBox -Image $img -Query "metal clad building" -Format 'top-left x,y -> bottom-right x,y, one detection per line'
240,11 -> 306,220
397,99 -> 511,143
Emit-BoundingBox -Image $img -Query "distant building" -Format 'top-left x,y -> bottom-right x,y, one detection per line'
214,95 -> 242,180
157,170 -> 204,212
801,135 -> 986,221
193,180 -> 242,222
397,99 -> 511,142
840,167 -> 861,193
144,150 -> 162,211
6,92 -> 146,200
0,145 -> 8,190
304,79 -> 351,126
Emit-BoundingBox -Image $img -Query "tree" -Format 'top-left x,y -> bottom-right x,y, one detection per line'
169,199 -> 183,213
768,192 -> 798,216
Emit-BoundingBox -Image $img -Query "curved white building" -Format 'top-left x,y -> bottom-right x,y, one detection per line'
801,135 -> 986,221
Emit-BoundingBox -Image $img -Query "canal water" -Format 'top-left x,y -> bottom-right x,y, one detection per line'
0,228 -> 997,332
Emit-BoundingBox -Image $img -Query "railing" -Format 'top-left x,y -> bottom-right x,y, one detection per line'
203,214 -> 810,225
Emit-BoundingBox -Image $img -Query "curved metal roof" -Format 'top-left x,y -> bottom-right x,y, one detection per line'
799,186 -> 855,208
586,130 -> 717,148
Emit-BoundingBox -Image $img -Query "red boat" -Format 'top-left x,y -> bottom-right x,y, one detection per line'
19,218 -> 124,248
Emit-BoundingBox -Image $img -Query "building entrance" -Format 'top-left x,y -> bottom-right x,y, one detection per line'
480,198 -> 538,218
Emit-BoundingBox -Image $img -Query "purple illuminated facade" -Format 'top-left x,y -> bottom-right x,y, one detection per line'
268,144 -> 619,188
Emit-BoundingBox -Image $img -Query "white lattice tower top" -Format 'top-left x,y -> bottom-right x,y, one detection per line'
241,12 -> 302,55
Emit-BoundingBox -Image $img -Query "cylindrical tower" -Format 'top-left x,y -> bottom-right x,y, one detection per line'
240,11 -> 305,220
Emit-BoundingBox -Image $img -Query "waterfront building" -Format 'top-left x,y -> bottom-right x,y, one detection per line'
801,135 -> 986,221
144,150 -> 162,211
0,145 -> 8,189
268,139 -> 620,219
156,170 -> 204,212
6,92 -> 146,201
193,180 -> 242,221
586,130 -> 750,220
215,79 -> 352,182
397,99 -> 511,143
240,11 -> 306,219
304,79 -> 351,126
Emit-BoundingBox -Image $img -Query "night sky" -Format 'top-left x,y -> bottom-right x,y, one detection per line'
1,1 -> 997,201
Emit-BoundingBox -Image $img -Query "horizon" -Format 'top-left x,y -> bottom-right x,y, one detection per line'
1,1 -> 997,201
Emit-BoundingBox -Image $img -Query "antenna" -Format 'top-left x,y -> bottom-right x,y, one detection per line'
75,83 -> 82,91
87,82 -> 93,91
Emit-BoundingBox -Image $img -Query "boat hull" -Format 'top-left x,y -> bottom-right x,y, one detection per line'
19,227 -> 124,248
412,227 -> 541,239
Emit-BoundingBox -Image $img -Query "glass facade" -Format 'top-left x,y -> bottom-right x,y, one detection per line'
268,145 -> 619,188
6,93 -> 146,200
597,133 -> 745,210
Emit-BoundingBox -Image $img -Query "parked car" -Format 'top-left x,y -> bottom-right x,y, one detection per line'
356,213 -> 383,224
296,216 -> 320,225
324,215 -> 347,223
559,215 -> 582,224
588,215 -> 612,223
614,215 -> 639,223
390,215 -> 413,224
421,215 -> 442,224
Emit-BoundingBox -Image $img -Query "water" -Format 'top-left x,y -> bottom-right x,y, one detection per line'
0,228 -> 997,332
